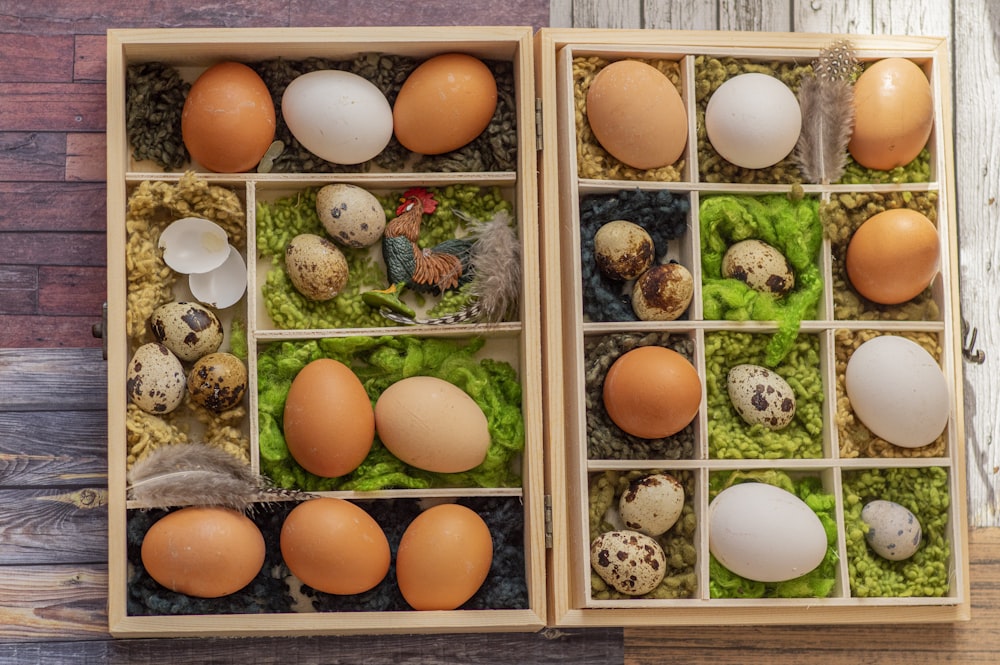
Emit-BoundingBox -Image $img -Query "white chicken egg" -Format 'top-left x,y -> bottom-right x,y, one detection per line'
705,73 -> 802,169
188,245 -> 247,309
281,70 -> 393,165
709,481 -> 827,583
845,335 -> 950,448
158,217 -> 230,274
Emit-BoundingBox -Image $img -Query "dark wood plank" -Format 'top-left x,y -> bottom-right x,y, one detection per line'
0,411 -> 107,487
0,182 -> 106,233
287,0 -> 551,28
0,34 -> 74,83
0,315 -> 105,348
0,266 -> 36,314
0,83 -> 105,132
65,132 -> 105,182
0,488 -> 107,565
0,348 -> 106,410
73,35 -> 107,82
0,232 -> 105,267
0,132 -> 66,181
38,266 -> 106,316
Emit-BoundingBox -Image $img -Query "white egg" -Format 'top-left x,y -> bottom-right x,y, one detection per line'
705,73 -> 802,169
189,244 -> 247,309
281,70 -> 393,165
158,217 -> 230,274
845,335 -> 950,448
709,482 -> 827,583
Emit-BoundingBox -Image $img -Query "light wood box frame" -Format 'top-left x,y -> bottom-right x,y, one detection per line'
534,28 -> 969,627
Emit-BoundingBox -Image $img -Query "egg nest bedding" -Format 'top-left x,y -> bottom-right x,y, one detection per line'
822,190 -> 941,322
578,188 -> 690,323
584,331 -> 697,460
588,470 -> 698,600
573,56 -> 685,182
257,335 -> 524,492
835,329 -> 947,459
125,55 -> 517,174
700,192 -> 823,366
126,495 -> 527,615
256,184 -> 514,330
841,467 -> 951,597
705,331 -> 824,459
708,470 -> 839,599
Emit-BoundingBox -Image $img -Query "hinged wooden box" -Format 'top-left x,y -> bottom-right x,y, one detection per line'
105,27 -> 970,637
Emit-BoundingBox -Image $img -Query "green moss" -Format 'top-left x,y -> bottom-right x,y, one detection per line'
256,335 -> 524,491
842,467 -> 951,597
705,331 -> 823,459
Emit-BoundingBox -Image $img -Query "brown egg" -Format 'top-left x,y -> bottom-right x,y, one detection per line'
182,61 -> 276,173
393,53 -> 497,155
282,358 -> 374,477
586,60 -> 688,170
280,498 -> 390,595
849,58 -> 933,170
140,506 -> 265,598
396,503 -> 493,610
602,345 -> 701,439
846,208 -> 940,304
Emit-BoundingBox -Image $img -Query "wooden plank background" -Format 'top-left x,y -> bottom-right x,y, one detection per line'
2,0 -> 999,663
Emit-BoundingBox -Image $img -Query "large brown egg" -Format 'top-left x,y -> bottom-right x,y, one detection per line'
182,61 -> 276,173
280,498 -> 390,595
586,60 -> 687,170
602,345 -> 701,439
396,503 -> 493,610
392,53 -> 497,155
849,58 -> 933,170
140,506 -> 265,598
846,208 -> 940,304
282,358 -> 374,477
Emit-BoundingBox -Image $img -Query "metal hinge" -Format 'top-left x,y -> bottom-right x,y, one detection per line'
92,301 -> 108,360
544,494 -> 553,548
535,98 -> 543,150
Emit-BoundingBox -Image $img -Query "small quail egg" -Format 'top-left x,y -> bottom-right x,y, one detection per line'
590,530 -> 666,595
632,263 -> 694,321
285,233 -> 349,301
726,363 -> 797,430
619,473 -> 685,537
126,343 -> 186,414
187,352 -> 248,412
861,500 -> 922,561
722,239 -> 795,296
594,220 -> 654,281
149,301 -> 224,362
316,183 -> 387,248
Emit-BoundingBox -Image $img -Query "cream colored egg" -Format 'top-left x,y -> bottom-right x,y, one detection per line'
722,239 -> 795,296
594,220 -> 654,281
726,364 -> 797,430
631,263 -> 693,321
126,343 -> 186,414
284,233 -> 349,302
187,352 -> 248,412
316,183 -> 387,248
861,500 -> 922,561
619,473 -> 685,537
149,301 -> 224,362
590,530 -> 666,595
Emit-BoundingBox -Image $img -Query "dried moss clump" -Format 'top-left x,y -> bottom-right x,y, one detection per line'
588,470 -> 698,600
835,329 -> 947,459
573,56 -> 685,182
705,331 -> 824,460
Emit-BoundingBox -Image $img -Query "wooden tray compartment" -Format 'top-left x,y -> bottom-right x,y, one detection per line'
535,28 -> 969,626
106,26 -> 545,637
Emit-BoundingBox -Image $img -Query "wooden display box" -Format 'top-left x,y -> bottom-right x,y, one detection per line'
105,27 -> 970,637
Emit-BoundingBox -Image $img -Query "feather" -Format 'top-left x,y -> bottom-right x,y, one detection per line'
793,40 -> 859,185
127,443 -> 302,511
460,209 -> 522,325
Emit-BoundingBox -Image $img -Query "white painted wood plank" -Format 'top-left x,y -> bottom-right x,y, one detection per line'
551,0 -> 572,27
644,0 -> 720,30
570,0 -> 642,28
792,0 -> 874,33
719,0 -> 793,31
873,0 -> 952,38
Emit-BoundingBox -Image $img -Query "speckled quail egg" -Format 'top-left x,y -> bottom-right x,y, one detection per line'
126,343 -> 186,414
726,363 -> 797,430
149,301 -> 224,362
632,263 -> 694,321
187,352 -> 248,412
316,183 -> 387,248
590,530 -> 666,595
594,220 -> 655,281
619,473 -> 685,537
861,499 -> 922,561
285,233 -> 349,301
722,239 -> 795,296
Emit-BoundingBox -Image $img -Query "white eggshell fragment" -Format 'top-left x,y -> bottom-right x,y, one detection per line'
590,530 -> 666,595
158,217 -> 230,274
709,482 -> 828,583
149,301 -> 224,362
126,343 -> 187,415
189,245 -> 248,309
727,364 -> 797,430
316,183 -> 387,248
845,335 -> 950,448
705,73 -> 802,169
722,239 -> 795,296
281,70 -> 393,165
619,473 -> 685,537
631,263 -> 694,321
861,500 -> 922,561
